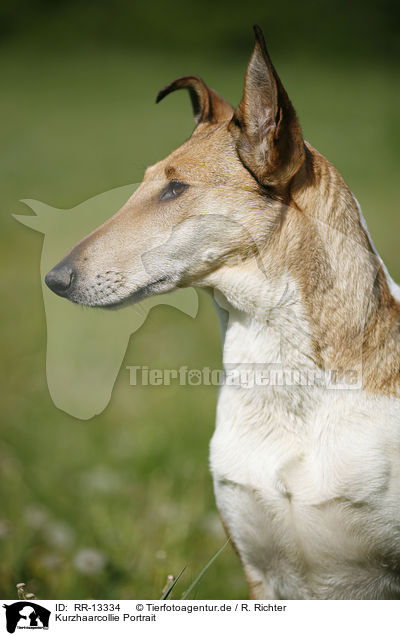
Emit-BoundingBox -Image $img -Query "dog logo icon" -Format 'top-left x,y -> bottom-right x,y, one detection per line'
2,602 -> 51,633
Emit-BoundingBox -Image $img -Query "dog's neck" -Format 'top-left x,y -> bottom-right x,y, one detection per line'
211,263 -> 317,400
209,144 -> 400,397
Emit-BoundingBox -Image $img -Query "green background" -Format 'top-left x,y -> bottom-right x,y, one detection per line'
1,0 -> 399,599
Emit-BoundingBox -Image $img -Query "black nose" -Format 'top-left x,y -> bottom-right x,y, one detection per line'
45,265 -> 74,296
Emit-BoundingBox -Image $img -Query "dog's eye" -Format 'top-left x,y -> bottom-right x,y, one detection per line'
160,180 -> 189,201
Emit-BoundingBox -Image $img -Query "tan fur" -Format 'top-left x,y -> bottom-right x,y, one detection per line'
281,144 -> 400,396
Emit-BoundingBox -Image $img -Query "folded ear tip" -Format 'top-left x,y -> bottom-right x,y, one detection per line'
155,75 -> 233,124
155,80 -> 177,105
155,76 -> 201,105
156,81 -> 177,104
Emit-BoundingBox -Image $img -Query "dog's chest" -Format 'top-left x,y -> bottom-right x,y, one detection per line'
208,284 -> 400,596
211,383 -> 400,597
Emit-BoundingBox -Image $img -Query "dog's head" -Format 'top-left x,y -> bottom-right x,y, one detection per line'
45,26 -> 306,308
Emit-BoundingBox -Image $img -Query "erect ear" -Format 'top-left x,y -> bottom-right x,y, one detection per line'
156,75 -> 234,125
229,26 -> 305,187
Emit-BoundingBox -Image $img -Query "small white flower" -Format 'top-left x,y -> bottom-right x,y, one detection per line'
73,548 -> 105,574
24,505 -> 49,529
155,550 -> 167,560
45,521 -> 74,549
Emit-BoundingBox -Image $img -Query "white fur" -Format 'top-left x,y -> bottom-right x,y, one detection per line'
209,234 -> 400,599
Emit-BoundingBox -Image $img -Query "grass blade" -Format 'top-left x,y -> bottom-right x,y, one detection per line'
160,566 -> 187,600
181,538 -> 230,600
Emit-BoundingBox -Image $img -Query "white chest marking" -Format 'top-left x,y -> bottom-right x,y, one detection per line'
209,258 -> 400,598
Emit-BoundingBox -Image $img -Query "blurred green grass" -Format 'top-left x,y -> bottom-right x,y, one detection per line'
0,25 -> 399,599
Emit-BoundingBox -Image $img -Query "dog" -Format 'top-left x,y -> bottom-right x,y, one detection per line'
45,26 -> 400,599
